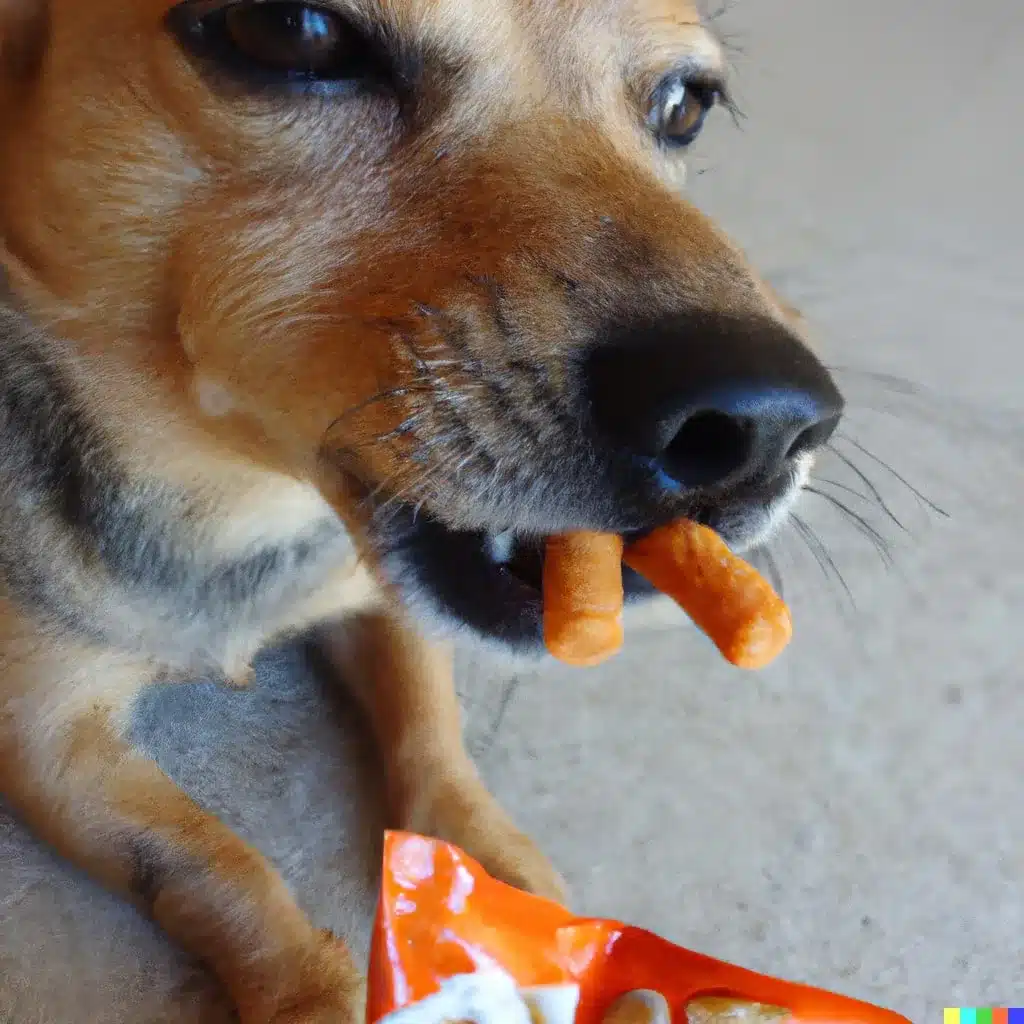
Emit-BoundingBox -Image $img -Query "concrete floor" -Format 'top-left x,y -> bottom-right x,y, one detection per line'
2,1 -> 1022,1021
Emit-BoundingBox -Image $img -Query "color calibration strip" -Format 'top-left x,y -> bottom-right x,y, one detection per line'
944,1011 -> 1024,1024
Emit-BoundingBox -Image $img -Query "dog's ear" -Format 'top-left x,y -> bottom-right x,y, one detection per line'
0,0 -> 48,86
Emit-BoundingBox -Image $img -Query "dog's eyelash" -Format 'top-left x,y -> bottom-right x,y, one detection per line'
716,84 -> 745,124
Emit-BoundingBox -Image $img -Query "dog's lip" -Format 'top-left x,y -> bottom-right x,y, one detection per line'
380,511 -> 550,651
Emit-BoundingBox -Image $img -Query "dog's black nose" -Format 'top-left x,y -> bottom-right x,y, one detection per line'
585,313 -> 844,489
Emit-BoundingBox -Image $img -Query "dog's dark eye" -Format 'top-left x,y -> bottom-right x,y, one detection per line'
650,77 -> 718,148
223,3 -> 347,77
169,0 -> 386,88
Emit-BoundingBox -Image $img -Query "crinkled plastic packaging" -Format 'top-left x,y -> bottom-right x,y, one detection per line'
367,832 -> 910,1024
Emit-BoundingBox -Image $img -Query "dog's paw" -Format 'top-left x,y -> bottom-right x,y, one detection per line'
465,822 -> 569,906
403,772 -> 569,906
239,930 -> 365,1024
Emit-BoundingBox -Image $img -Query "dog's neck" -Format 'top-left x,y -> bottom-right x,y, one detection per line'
0,287 -> 353,669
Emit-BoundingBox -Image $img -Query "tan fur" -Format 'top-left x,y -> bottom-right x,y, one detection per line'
0,1 -> 799,1020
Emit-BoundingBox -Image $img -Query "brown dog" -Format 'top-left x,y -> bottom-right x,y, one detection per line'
0,0 -> 843,1021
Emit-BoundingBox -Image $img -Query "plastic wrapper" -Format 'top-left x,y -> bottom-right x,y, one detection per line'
367,832 -> 910,1024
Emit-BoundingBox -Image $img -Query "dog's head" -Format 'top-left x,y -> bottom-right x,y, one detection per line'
0,0 -> 843,651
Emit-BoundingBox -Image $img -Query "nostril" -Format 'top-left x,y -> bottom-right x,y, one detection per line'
786,425 -> 818,461
663,410 -> 754,488
786,411 -> 843,462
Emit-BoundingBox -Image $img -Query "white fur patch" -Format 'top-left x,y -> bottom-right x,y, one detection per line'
744,451 -> 815,552
194,376 -> 235,418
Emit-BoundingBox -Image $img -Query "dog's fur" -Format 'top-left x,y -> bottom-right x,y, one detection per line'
0,1 -> 835,1021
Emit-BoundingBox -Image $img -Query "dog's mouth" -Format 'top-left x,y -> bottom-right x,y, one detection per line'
379,515 -> 656,651
373,461 -> 807,654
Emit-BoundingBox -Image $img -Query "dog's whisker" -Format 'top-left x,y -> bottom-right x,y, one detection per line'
366,440 -> 475,521
822,443 -> 908,533
394,327 -> 440,380
804,486 -> 895,569
789,512 -> 855,610
826,365 -> 923,397
418,355 -> 465,371
836,433 -> 950,518
764,547 -> 785,600
323,380 -> 434,438
414,449 -> 489,510
813,476 -> 870,503
412,302 -> 443,319
363,463 -> 436,519
822,364 -> 956,426
361,415 -> 427,448
339,428 -> 445,515
325,362 -> 491,452
750,545 -> 786,600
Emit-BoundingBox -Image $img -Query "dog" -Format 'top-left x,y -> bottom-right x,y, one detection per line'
0,0 -> 844,1020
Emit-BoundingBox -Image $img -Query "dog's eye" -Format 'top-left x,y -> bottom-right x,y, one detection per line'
650,77 -> 718,148
169,0 -> 386,88
223,3 -> 347,77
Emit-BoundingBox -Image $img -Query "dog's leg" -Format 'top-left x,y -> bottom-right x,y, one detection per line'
0,625 -> 363,1024
320,611 -> 567,903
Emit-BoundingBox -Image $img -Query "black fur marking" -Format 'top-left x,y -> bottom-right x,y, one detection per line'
128,839 -> 166,916
0,292 -> 346,640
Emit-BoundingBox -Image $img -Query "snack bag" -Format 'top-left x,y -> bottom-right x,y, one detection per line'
368,832 -> 910,1024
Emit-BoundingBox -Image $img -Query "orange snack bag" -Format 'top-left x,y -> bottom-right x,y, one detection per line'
543,532 -> 625,667
624,521 -> 792,670
368,832 -> 910,1024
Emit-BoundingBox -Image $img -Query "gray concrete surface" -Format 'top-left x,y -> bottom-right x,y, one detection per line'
2,1 -> 1022,1021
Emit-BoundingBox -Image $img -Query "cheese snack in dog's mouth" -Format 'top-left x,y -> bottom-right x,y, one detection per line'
623,520 -> 791,669
542,520 -> 790,669
542,531 -> 624,667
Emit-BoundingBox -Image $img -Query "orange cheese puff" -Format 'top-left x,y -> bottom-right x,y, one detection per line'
624,520 -> 791,670
543,531 -> 624,667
